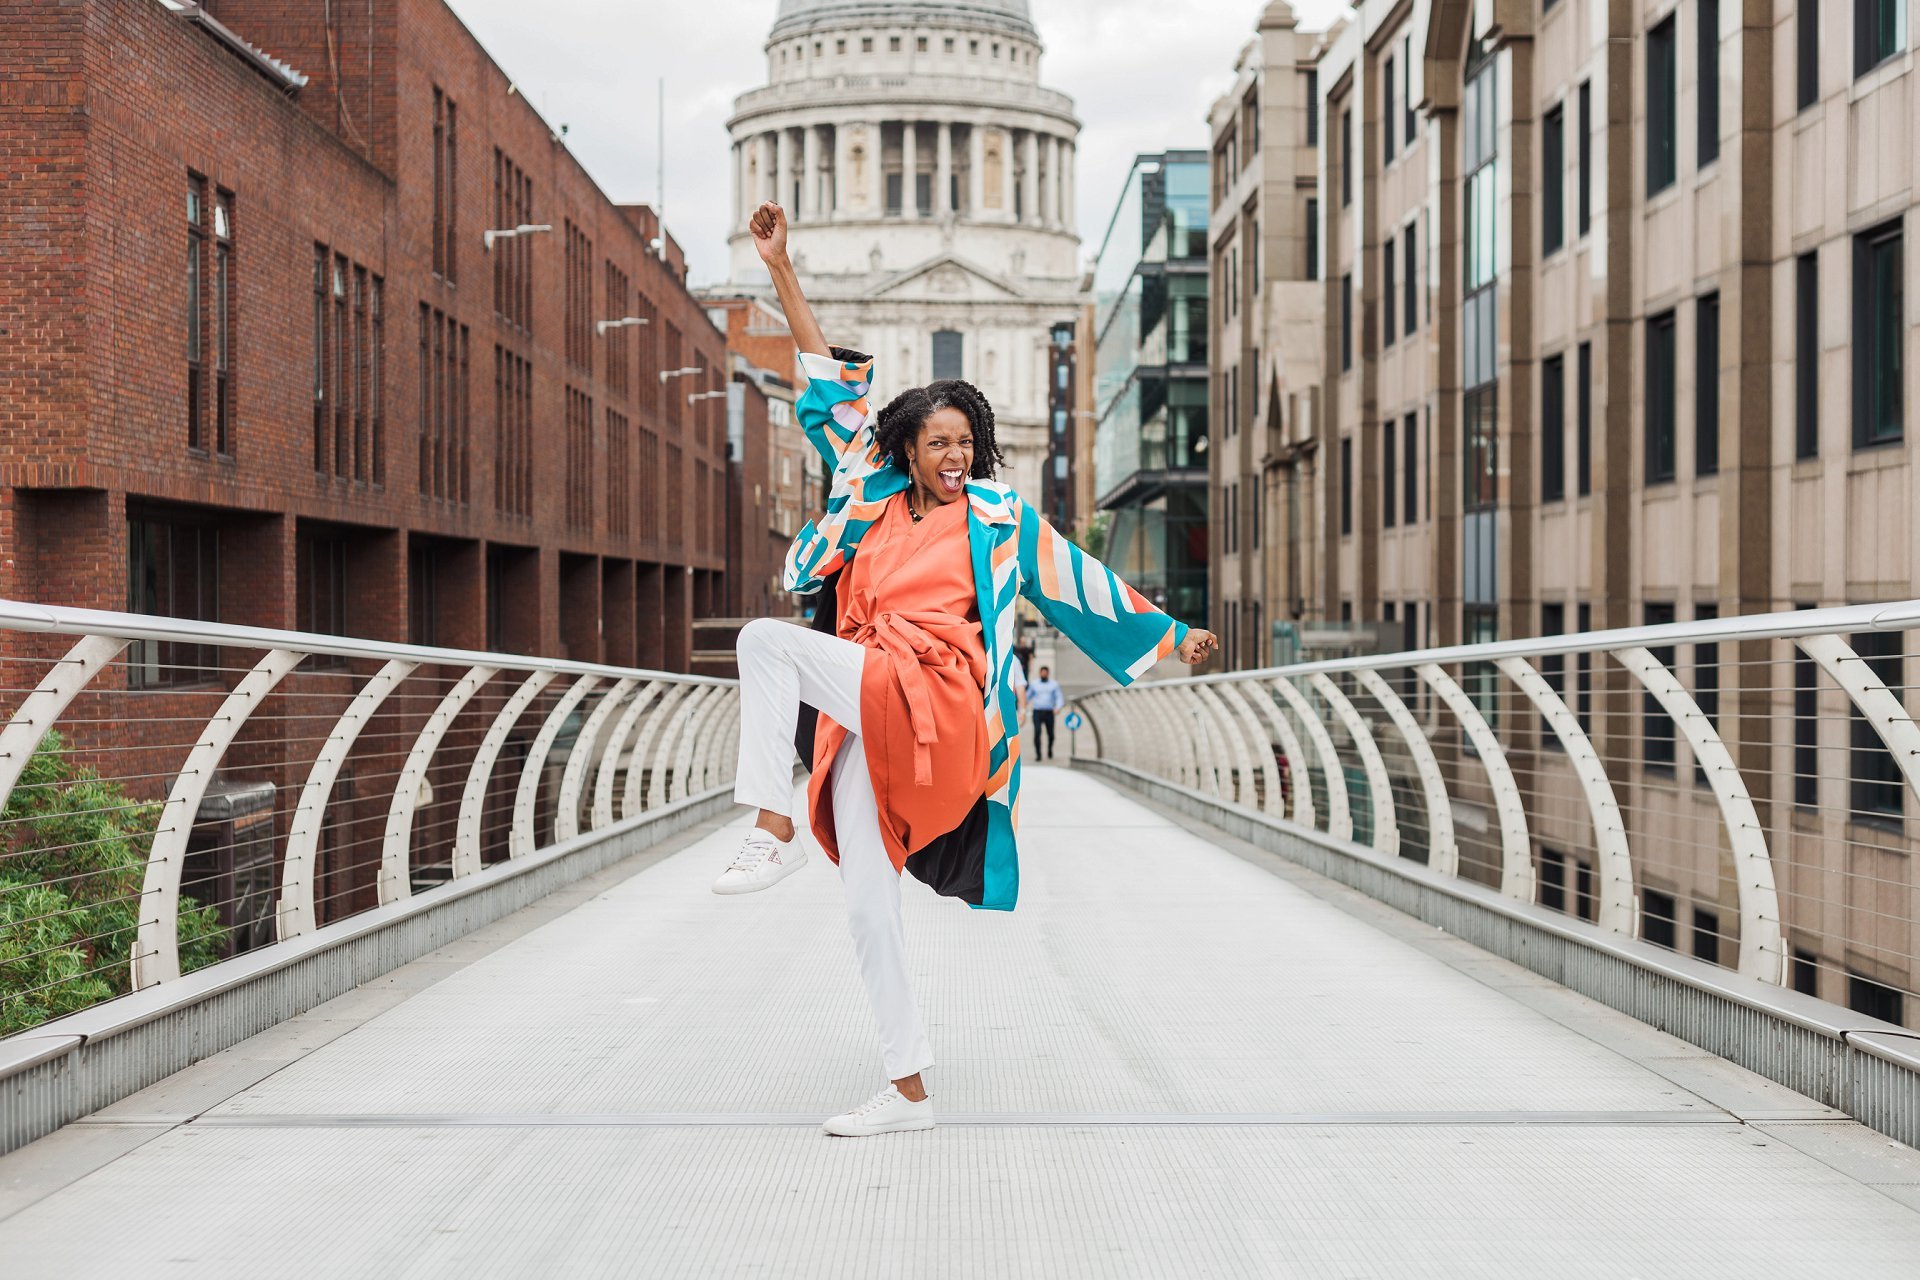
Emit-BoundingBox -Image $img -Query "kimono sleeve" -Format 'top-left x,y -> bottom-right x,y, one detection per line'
1014,499 -> 1189,687
794,349 -> 878,471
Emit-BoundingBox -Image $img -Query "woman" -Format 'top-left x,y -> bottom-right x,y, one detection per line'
720,202 -> 1216,1137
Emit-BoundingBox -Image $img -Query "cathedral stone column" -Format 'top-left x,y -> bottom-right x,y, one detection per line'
935,121 -> 952,215
968,123 -> 985,216
833,124 -> 851,216
776,128 -> 796,214
1062,139 -> 1075,234
867,121 -> 885,213
802,125 -> 822,220
731,140 -> 744,226
1040,135 -> 1057,226
902,121 -> 918,218
760,132 -> 777,203
1021,129 -> 1039,226
999,128 -> 1015,221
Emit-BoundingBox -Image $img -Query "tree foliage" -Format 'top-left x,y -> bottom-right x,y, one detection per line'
1,732 -> 225,1036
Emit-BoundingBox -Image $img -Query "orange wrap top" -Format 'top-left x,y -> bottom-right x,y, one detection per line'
808,491 -> 989,872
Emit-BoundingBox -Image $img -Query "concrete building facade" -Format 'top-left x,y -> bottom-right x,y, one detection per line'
724,0 -> 1083,507
1226,0 -> 1919,1017
1208,2 -> 1329,671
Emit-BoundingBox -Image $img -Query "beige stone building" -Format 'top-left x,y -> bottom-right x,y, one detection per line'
1220,0 -> 1919,1017
1208,3 -> 1330,671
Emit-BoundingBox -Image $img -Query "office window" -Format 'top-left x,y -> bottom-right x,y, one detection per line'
1576,862 -> 1596,921
1644,602 -> 1678,770
1383,417 -> 1397,528
1694,602 -> 1719,786
126,513 -> 219,687
1856,0 -> 1904,77
1577,81 -> 1591,235
1698,0 -> 1720,165
1643,888 -> 1678,950
432,87 -> 458,282
187,177 -> 207,451
1648,15 -> 1677,195
1341,108 -> 1352,206
1798,1 -> 1820,108
1853,220 -> 1903,448
1541,353 -> 1566,502
1646,309 -> 1677,483
296,529 -> 348,643
1541,602 -> 1566,742
1341,273 -> 1353,371
1696,292 -> 1720,476
1540,850 -> 1567,912
1576,341 -> 1592,495
1794,602 -> 1820,807
1384,55 -> 1397,164
1797,253 -> 1819,458
1792,949 -> 1819,996
1340,435 -> 1352,536
1403,224 -> 1416,337
1306,70 -> 1319,145
1849,972 -> 1904,1024
1403,34 -> 1416,144
1384,240 -> 1397,345
1403,411 -> 1418,524
1694,908 -> 1721,966
1576,603 -> 1593,732
1851,629 -> 1906,820
1542,103 -> 1564,255
1306,198 -> 1319,279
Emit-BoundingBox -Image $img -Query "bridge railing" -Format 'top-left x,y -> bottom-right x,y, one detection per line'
1078,600 -> 1920,1027
0,600 -> 741,1040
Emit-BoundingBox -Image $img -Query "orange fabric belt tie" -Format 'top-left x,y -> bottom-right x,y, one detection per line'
850,609 -> 973,787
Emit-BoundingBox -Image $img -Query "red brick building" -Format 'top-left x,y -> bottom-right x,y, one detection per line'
0,0 -> 745,670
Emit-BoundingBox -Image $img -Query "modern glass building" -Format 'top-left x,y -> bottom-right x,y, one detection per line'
1089,150 -> 1210,623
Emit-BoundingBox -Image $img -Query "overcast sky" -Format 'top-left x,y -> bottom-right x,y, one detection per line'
444,0 -> 1347,285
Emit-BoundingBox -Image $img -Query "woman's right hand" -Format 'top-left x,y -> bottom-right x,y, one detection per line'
750,202 -> 789,265
1176,628 -> 1218,665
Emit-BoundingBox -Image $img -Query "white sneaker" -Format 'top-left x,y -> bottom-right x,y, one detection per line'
821,1085 -> 935,1137
711,828 -> 806,895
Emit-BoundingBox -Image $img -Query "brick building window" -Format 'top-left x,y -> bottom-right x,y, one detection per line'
565,220 -> 594,375
418,305 -> 470,503
639,427 -> 661,542
188,176 -> 207,450
566,388 -> 595,531
605,262 -> 631,399
494,347 -> 532,518
187,180 -> 235,455
296,528 -> 348,643
607,408 -> 631,537
666,442 -> 685,546
637,294 -> 659,414
432,87 -> 458,281
492,149 -> 533,330
127,510 -> 219,688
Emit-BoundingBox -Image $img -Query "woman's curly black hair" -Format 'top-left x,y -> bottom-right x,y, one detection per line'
871,378 -> 1005,479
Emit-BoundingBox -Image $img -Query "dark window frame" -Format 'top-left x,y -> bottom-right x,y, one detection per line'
1698,0 -> 1720,167
1576,340 -> 1593,495
1646,309 -> 1678,484
1542,102 -> 1565,255
1797,252 -> 1820,458
1647,14 -> 1678,195
1696,291 -> 1720,476
1852,219 -> 1904,449
1541,353 -> 1566,503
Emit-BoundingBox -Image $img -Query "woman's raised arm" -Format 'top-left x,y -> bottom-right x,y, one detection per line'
750,202 -> 829,358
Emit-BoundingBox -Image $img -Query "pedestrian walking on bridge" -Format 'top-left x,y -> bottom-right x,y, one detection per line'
716,202 -> 1216,1137
1026,666 -> 1064,761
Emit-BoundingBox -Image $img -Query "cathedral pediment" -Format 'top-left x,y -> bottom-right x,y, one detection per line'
862,253 -> 1027,302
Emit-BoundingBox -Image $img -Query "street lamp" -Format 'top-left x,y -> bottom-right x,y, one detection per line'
482,223 -> 552,252
659,366 -> 702,384
688,389 -> 728,406
596,316 -> 650,336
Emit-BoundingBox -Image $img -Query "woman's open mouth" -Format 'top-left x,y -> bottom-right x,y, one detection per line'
938,469 -> 965,494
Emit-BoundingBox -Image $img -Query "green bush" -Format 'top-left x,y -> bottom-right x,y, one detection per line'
1,731 -> 226,1036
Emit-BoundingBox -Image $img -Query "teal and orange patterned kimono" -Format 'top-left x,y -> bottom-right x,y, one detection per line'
784,350 -> 1189,912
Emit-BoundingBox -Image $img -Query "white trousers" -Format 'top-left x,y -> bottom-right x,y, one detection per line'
732,617 -> 935,1081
